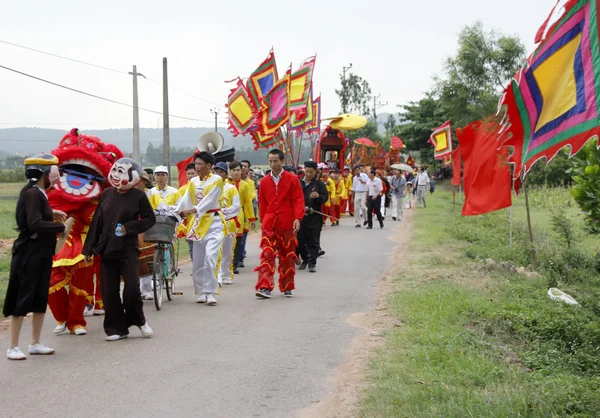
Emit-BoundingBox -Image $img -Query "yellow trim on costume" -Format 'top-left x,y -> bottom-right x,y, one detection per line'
49,274 -> 71,294
52,254 -> 85,268
70,284 -> 90,298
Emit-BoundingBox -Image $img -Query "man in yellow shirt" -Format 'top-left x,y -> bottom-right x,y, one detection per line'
229,162 -> 256,273
239,160 -> 257,268
147,165 -> 179,205
343,168 -> 353,216
331,169 -> 346,226
214,162 -> 240,286
321,168 -> 336,226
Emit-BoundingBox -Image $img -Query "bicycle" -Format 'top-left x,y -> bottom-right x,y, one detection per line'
143,214 -> 181,311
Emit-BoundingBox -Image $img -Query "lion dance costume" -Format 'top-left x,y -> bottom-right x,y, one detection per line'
47,128 -> 123,334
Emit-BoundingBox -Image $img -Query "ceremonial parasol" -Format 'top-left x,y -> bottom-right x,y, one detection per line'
390,163 -> 413,173
324,114 -> 368,131
354,137 -> 376,147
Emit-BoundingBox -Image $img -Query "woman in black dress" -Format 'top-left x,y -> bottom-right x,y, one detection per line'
4,154 -> 69,360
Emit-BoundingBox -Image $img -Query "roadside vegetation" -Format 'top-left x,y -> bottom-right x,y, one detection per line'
360,185 -> 600,417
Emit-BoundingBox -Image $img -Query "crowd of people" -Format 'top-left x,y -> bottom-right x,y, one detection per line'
3,147 -> 433,360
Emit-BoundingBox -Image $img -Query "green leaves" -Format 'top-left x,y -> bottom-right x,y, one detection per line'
571,141 -> 600,234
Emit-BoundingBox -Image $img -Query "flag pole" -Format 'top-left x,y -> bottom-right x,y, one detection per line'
523,176 -> 537,268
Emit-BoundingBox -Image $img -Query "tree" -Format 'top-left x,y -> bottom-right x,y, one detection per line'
434,22 -> 526,128
335,73 -> 372,116
570,141 -> 600,234
383,114 -> 397,137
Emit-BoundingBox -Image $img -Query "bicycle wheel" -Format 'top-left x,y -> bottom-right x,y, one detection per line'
166,243 -> 176,301
153,246 -> 163,310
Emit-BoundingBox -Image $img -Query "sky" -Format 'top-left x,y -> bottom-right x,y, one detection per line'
0,0 -> 554,132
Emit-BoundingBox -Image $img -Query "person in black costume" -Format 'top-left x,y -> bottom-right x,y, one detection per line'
297,161 -> 328,273
82,158 -> 156,341
3,154 -> 69,360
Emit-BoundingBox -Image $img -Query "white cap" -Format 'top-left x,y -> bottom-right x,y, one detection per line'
154,165 -> 169,174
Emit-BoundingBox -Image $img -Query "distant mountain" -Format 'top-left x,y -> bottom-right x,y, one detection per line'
0,127 -> 257,156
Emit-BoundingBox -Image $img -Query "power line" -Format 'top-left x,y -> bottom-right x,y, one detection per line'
0,39 -> 225,108
0,64 -> 214,123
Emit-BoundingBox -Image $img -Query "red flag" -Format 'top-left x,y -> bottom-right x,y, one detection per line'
451,146 -> 461,186
176,155 -> 194,188
457,120 -> 511,216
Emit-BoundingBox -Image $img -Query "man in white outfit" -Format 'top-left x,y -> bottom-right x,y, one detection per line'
352,166 -> 369,228
415,167 -> 430,208
390,169 -> 407,221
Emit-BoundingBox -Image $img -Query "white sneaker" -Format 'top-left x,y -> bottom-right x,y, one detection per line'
7,347 -> 26,360
105,334 -> 128,342
222,278 -> 233,285
93,309 -> 105,316
53,323 -> 67,334
139,323 -> 153,338
207,294 -> 217,306
83,305 -> 94,317
28,343 -> 55,355
72,327 -> 87,336
142,294 -> 154,301
196,294 -> 208,303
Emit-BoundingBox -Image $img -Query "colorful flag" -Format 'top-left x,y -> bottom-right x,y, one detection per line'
457,120 -> 512,216
451,146 -> 462,186
247,49 -> 279,110
250,128 -> 284,150
176,155 -> 194,188
442,154 -> 452,167
255,71 -> 291,136
306,95 -> 321,134
290,90 -> 314,130
429,121 -> 453,159
289,56 -> 316,114
226,78 -> 256,137
499,0 -> 600,185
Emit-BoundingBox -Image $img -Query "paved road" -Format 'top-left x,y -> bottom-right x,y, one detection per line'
0,217 -> 392,418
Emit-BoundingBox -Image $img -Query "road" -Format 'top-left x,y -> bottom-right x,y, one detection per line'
0,217 -> 392,418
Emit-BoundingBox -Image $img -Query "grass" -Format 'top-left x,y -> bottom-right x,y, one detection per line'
359,185 -> 600,417
0,183 -> 22,196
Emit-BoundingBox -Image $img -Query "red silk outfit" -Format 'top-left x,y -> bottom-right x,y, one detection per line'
255,170 -> 305,293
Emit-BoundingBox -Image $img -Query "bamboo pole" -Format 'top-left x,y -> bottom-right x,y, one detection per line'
523,177 -> 537,268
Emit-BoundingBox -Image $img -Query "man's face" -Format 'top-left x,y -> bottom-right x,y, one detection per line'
241,162 -> 250,175
230,166 -> 242,181
248,171 -> 254,180
215,169 -> 227,181
331,172 -> 340,181
354,168 -> 360,176
305,167 -> 316,181
268,154 -> 282,173
368,172 -> 375,180
155,172 -> 168,187
195,158 -> 211,177
186,168 -> 197,180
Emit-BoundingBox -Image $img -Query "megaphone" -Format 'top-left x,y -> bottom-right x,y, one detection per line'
197,131 -> 224,154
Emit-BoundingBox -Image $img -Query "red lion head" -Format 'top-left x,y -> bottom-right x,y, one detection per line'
50,128 -> 124,205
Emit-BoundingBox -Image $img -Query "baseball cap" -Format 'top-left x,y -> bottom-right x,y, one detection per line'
214,162 -> 229,173
154,165 -> 169,174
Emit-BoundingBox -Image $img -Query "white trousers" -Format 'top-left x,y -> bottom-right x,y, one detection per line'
391,194 -> 404,220
354,192 -> 367,224
380,195 -> 386,217
192,217 -> 224,295
140,275 -> 152,296
218,235 -> 235,284
416,185 -> 427,207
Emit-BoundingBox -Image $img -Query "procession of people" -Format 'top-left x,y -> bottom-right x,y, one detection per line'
2,141 -> 430,360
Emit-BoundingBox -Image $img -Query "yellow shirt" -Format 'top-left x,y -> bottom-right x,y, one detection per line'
228,179 -> 256,235
335,178 -> 347,203
221,182 -> 241,236
323,178 -> 336,207
345,175 -> 353,195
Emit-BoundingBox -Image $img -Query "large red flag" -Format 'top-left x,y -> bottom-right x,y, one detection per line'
451,146 -> 461,186
176,156 -> 194,188
457,120 -> 512,216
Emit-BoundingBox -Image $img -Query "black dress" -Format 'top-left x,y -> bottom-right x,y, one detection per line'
3,184 -> 65,317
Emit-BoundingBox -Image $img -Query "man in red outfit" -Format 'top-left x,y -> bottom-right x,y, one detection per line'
255,149 -> 305,299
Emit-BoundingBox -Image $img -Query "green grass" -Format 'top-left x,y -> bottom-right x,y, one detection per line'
359,185 -> 600,417
0,182 -> 22,196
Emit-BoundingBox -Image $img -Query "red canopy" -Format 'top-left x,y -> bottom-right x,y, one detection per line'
354,137 -> 376,147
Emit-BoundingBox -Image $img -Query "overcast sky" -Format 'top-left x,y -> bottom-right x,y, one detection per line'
0,0 -> 553,132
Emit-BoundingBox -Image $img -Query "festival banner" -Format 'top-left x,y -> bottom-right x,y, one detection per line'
429,121 -> 453,159
306,95 -> 321,134
290,90 -> 314,130
255,71 -> 291,136
225,78 -> 256,136
289,56 -> 316,114
247,49 -> 279,109
250,128 -> 284,150
499,0 -> 600,188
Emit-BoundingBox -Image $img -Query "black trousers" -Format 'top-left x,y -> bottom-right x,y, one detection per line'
100,250 -> 146,336
298,219 -> 322,267
233,235 -> 243,267
367,196 -> 384,227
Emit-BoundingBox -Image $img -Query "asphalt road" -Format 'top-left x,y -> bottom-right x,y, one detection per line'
0,216 -> 392,418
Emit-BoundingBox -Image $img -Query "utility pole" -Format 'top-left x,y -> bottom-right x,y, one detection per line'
129,65 -> 145,162
372,94 -> 388,122
210,108 -> 219,132
341,63 -> 352,113
162,57 -> 171,186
